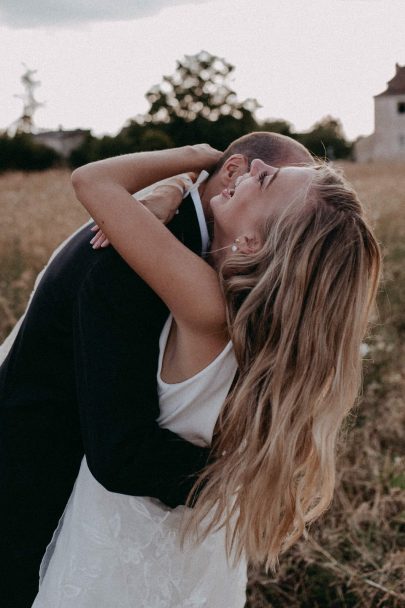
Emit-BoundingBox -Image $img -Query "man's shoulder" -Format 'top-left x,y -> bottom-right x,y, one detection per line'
31,223 -> 124,305
46,223 -> 120,278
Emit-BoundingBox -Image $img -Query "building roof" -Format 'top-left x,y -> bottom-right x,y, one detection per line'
375,64 -> 405,97
33,128 -> 90,138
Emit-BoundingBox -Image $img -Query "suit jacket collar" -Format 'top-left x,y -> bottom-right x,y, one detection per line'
185,171 -> 210,257
167,194 -> 202,256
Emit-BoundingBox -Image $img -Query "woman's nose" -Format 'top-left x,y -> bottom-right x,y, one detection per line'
250,158 -> 274,176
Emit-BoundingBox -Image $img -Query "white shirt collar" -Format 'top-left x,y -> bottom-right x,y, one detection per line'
183,170 -> 210,257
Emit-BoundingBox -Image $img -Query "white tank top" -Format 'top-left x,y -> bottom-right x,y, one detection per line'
157,315 -> 238,447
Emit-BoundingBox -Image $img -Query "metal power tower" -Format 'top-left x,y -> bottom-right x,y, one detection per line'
9,64 -> 44,135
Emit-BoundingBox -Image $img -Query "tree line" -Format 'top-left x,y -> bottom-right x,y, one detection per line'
0,51 -> 352,172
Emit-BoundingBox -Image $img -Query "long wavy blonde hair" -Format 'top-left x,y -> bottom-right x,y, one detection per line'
184,163 -> 381,570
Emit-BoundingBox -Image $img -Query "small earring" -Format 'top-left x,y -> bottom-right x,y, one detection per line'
231,238 -> 240,252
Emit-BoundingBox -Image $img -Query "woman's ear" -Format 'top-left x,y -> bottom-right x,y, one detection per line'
237,234 -> 261,254
221,154 -> 249,186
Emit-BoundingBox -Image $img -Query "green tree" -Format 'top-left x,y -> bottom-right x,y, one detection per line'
69,132 -> 135,167
121,121 -> 174,151
260,119 -> 293,136
297,116 -> 352,160
0,133 -> 60,172
145,50 -> 257,123
138,51 -> 259,149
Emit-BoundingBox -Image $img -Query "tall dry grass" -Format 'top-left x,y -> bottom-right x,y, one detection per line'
0,164 -> 404,606
0,170 -> 89,336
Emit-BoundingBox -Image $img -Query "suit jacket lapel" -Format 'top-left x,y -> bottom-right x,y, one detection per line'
167,193 -> 202,256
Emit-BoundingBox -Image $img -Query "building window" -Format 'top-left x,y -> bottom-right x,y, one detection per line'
398,102 -> 405,114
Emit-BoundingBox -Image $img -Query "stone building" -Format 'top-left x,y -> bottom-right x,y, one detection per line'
32,128 -> 90,159
355,64 -> 405,162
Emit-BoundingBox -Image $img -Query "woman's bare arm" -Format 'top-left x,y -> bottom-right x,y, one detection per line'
90,172 -> 196,249
72,145 -> 226,334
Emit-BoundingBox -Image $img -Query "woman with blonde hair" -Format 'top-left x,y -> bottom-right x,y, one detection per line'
33,144 -> 380,607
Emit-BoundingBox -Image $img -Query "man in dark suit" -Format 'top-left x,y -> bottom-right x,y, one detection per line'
0,133 -> 313,607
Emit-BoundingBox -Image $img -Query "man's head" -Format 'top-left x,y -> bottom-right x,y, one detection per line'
200,132 -> 314,217
214,132 -> 313,174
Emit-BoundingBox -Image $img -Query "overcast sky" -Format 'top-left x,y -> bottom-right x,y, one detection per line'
1,0 -> 404,141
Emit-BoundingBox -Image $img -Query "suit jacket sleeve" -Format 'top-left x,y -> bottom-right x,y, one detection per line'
73,202 -> 208,508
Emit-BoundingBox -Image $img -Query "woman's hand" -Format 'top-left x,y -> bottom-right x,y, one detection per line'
89,172 -> 196,249
90,224 -> 110,249
190,144 -> 222,169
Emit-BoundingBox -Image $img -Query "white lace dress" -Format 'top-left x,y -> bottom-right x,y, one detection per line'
31,316 -> 246,608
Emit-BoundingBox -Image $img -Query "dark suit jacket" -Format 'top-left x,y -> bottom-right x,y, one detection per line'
0,194 -> 209,606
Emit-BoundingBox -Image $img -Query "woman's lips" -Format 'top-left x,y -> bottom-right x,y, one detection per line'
222,189 -> 231,199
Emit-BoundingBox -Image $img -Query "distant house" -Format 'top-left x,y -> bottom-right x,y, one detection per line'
32,127 -> 90,159
355,64 -> 405,162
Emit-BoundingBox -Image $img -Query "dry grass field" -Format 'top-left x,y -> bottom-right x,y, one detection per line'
0,170 -> 89,334
0,164 -> 404,606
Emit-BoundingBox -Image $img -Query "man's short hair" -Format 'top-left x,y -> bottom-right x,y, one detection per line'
212,132 -> 314,174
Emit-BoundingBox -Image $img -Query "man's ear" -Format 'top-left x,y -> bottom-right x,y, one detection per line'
220,154 -> 249,186
237,233 -> 261,255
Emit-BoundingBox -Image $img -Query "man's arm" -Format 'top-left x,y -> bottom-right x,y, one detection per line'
73,250 -> 209,508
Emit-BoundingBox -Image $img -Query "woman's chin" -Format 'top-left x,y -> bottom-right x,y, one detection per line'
210,193 -> 228,216
209,194 -> 220,209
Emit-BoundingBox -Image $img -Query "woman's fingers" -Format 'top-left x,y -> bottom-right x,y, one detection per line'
90,229 -> 110,249
90,230 -> 101,245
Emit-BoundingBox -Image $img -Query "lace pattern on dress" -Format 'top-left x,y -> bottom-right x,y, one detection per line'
33,459 -> 246,608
